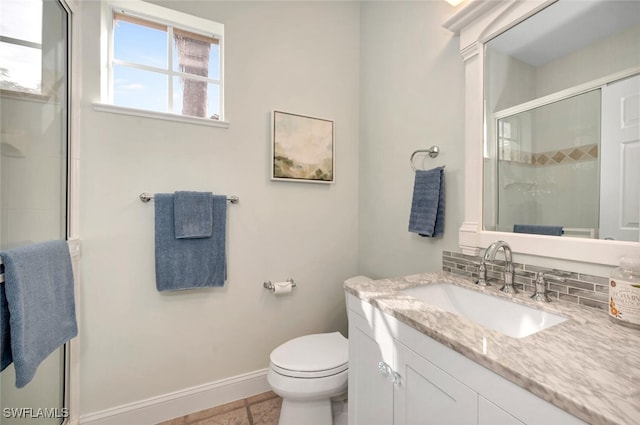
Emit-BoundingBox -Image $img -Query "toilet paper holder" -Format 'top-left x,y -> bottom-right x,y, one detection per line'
264,278 -> 296,292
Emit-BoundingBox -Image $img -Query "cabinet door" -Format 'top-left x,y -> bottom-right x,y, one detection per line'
348,311 -> 394,425
394,342 -> 477,425
479,396 -> 525,425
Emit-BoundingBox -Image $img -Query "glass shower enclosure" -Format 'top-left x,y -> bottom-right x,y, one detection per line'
0,0 -> 71,423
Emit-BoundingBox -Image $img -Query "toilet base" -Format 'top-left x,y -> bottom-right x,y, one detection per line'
278,398 -> 333,425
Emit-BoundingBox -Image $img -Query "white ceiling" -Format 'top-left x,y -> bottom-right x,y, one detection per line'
488,0 -> 640,67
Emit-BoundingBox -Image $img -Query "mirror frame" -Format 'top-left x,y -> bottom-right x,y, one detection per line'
443,0 -> 639,266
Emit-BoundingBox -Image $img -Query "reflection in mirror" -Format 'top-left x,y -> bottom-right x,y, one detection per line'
483,0 -> 640,242
488,90 -> 601,237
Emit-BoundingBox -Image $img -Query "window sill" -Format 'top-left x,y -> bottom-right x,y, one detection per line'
92,103 -> 230,129
1,89 -> 52,103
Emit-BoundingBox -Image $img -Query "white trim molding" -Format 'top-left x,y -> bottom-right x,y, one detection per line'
93,103 -> 230,129
443,0 -> 640,266
79,369 -> 270,425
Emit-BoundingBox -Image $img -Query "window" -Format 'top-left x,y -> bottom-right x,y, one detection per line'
0,0 -> 66,99
0,0 -> 42,94
104,0 -> 224,123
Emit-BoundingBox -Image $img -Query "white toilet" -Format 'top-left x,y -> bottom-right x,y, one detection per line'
267,276 -> 372,425
268,331 -> 348,425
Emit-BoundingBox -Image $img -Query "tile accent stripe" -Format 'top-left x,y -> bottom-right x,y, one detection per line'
500,143 -> 598,167
442,251 -> 609,311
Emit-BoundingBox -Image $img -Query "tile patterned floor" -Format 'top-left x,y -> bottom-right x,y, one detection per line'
156,391 -> 283,425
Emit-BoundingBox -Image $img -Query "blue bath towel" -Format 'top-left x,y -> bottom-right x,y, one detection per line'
1,265 -> 11,372
155,193 -> 227,291
174,191 -> 213,239
514,224 -> 563,236
0,240 -> 78,388
408,167 -> 445,237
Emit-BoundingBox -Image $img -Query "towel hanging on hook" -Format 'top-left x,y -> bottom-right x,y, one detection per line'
410,146 -> 445,171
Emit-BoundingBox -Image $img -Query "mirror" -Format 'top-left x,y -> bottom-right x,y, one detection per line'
483,0 -> 640,242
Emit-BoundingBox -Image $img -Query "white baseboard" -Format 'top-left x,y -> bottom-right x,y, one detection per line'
79,368 -> 270,425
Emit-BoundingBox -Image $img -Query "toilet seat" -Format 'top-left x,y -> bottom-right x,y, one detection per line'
270,332 -> 348,379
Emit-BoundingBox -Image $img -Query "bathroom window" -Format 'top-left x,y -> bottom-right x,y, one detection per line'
102,0 -> 225,125
0,0 -> 64,100
0,0 -> 42,94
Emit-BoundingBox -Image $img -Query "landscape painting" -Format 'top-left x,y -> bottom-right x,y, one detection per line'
271,111 -> 334,183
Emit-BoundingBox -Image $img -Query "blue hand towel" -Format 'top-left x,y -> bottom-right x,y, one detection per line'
408,167 -> 445,237
1,266 -> 11,372
0,240 -> 78,388
513,224 -> 563,236
174,191 -> 213,239
155,193 -> 227,291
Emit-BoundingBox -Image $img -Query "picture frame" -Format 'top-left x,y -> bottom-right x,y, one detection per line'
271,110 -> 335,183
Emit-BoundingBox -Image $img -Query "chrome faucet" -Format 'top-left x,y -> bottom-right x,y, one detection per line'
479,241 -> 517,294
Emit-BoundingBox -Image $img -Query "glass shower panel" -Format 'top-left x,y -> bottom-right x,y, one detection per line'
495,90 -> 601,236
0,0 -> 69,423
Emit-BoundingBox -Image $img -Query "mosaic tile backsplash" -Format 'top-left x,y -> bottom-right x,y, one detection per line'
442,251 -> 609,311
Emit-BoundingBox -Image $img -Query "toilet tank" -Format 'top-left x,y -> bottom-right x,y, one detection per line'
344,275 -> 372,286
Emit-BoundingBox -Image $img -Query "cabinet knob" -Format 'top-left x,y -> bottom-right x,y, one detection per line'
378,361 -> 401,385
378,361 -> 391,377
390,370 -> 402,386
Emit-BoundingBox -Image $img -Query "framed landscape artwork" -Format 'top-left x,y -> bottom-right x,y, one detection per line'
271,110 -> 335,183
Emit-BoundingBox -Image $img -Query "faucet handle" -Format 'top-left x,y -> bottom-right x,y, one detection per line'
471,261 -> 491,286
531,272 -> 565,302
498,262 -> 518,294
477,262 -> 490,286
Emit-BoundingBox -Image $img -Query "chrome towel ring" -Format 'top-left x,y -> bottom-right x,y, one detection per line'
410,146 -> 442,171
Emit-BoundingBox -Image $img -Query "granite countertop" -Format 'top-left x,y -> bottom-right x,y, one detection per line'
344,272 -> 640,425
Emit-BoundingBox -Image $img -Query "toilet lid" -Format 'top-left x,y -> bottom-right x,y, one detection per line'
270,332 -> 348,378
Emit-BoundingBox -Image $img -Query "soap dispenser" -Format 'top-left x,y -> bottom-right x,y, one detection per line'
609,254 -> 640,329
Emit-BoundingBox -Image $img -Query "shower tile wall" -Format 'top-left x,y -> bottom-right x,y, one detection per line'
0,98 -> 66,247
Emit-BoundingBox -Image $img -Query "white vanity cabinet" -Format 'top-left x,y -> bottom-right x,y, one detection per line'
478,397 -> 525,425
346,293 -> 585,425
347,298 -> 394,425
393,340 -> 477,425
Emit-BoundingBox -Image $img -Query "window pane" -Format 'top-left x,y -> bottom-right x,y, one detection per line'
114,19 -> 167,69
173,32 -> 219,79
209,44 -> 220,80
0,41 -> 41,92
172,77 -> 220,119
114,65 -> 167,112
0,0 -> 42,43
207,83 -> 221,119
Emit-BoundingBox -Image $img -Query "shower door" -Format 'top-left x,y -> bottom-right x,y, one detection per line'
0,0 -> 71,423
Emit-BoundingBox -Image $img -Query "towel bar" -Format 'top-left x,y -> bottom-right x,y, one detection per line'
410,146 -> 445,171
139,193 -> 239,204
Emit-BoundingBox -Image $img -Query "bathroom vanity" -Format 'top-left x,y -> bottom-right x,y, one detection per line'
345,272 -> 640,425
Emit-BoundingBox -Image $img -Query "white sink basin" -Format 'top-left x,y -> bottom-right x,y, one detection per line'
401,283 -> 568,338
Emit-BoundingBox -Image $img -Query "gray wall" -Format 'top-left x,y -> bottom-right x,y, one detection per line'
77,0 -> 465,416
358,1 -> 465,279
79,0 -> 360,414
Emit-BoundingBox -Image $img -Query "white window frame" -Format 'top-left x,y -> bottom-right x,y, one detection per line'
94,0 -> 228,128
